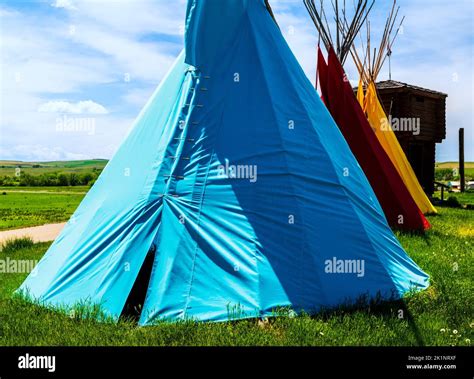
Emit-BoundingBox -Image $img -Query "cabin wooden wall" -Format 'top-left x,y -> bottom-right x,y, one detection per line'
377,88 -> 446,196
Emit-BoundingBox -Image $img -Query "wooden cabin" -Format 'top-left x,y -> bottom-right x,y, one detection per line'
375,80 -> 447,195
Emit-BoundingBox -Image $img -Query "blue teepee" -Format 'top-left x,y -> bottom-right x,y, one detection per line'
18,0 -> 428,324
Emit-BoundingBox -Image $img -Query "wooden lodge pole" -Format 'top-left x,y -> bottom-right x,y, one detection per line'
459,128 -> 465,193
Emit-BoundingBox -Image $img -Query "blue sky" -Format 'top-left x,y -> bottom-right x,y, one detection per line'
0,0 -> 472,162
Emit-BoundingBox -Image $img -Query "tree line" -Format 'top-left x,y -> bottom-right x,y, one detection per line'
0,170 -> 101,187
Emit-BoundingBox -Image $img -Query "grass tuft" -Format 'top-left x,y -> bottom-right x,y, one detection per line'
1,237 -> 35,254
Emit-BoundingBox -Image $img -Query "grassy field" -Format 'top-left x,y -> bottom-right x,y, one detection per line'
434,190 -> 474,206
2,159 -> 470,178
0,189 -> 85,230
0,159 -> 107,176
0,186 -> 89,193
436,162 -> 474,169
436,162 -> 474,179
0,198 -> 472,346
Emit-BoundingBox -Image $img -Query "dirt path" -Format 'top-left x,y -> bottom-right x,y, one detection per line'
0,223 -> 66,244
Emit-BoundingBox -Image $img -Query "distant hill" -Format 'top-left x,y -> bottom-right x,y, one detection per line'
0,159 -> 108,176
436,162 -> 474,169
0,159 -> 472,177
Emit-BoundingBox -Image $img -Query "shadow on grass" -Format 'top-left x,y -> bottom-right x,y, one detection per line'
315,294 -> 425,346
259,292 -> 426,346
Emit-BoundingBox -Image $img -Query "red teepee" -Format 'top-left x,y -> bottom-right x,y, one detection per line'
318,47 -> 430,231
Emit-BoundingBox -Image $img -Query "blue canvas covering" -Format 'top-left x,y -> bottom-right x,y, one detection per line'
18,0 -> 429,324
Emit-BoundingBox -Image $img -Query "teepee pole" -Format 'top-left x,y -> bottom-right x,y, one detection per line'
264,0 -> 279,27
305,0 -> 373,64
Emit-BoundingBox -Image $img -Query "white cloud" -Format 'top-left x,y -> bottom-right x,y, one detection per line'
122,87 -> 156,107
0,145 -> 88,162
67,23 -> 177,81
71,0 -> 185,36
0,1 -> 181,161
0,0 -> 472,162
0,17 -> 115,94
275,11 -> 322,85
0,8 -> 19,17
38,100 -> 108,115
51,0 -> 77,11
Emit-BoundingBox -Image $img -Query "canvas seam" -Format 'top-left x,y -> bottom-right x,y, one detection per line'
248,10 -> 309,310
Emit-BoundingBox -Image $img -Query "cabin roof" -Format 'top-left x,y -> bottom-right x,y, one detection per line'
376,80 -> 448,98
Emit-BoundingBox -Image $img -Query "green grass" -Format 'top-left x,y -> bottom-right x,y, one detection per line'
0,190 -> 84,230
0,186 -> 89,193
433,191 -> 474,206
0,237 -> 35,253
435,162 -> 474,180
0,206 -> 472,346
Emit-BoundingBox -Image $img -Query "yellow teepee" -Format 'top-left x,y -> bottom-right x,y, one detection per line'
364,82 -> 437,213
351,1 -> 437,214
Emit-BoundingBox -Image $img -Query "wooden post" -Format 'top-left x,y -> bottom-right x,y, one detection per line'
459,128 -> 465,193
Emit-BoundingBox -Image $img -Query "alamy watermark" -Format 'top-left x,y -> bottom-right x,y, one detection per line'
380,116 -> 420,136
18,354 -> 56,373
217,160 -> 258,183
0,258 -> 39,275
325,257 -> 365,277
56,114 -> 96,135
